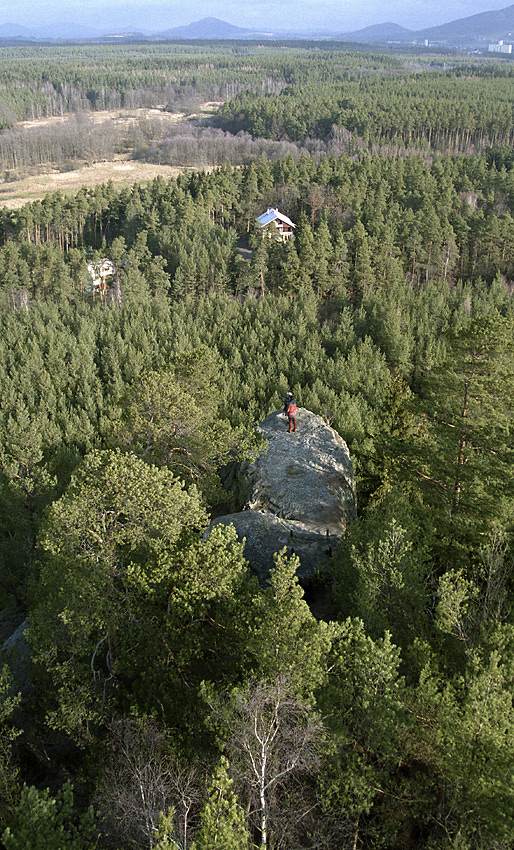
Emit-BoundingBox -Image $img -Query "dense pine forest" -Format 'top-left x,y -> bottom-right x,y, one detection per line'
2,43 -> 514,172
1,40 -> 514,850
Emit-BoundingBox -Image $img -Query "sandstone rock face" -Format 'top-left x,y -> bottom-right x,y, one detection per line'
211,408 -> 356,582
1,619 -> 31,695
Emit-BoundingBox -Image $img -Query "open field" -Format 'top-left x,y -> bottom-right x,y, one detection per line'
18,106 -> 186,131
17,102 -> 223,132
0,102 -> 223,208
0,159 -> 195,209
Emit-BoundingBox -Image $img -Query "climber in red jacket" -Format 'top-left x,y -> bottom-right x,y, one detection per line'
284,392 -> 297,433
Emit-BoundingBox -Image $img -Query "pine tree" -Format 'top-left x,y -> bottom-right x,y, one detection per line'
192,757 -> 249,850
252,549 -> 336,698
153,810 -> 180,850
0,667 -> 21,828
418,315 -> 514,555
2,782 -> 94,850
29,449 -> 208,737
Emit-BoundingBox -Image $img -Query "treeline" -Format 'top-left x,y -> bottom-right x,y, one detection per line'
218,65 -> 514,151
0,41 -> 359,127
138,123 -> 312,168
1,44 -> 513,176
0,114 -> 128,170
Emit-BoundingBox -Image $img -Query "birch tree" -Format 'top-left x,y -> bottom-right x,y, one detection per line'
210,677 -> 323,850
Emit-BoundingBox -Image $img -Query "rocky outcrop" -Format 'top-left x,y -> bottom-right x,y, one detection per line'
2,619 -> 31,695
211,408 -> 356,582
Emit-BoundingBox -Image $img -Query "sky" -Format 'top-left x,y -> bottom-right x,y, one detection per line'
1,0 -> 511,33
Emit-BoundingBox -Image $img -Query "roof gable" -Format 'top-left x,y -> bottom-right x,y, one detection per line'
256,208 -> 296,228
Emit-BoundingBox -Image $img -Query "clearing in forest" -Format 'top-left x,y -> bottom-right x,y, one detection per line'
0,102 -> 222,208
0,159 -> 192,209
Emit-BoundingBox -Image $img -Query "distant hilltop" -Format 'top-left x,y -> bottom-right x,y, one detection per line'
157,17 -> 257,39
336,23 -> 414,43
0,16 -> 283,41
337,3 -> 514,48
2,5 -> 514,49
0,21 -> 104,39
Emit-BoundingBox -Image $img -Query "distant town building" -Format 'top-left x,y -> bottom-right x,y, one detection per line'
488,40 -> 512,53
256,208 -> 296,242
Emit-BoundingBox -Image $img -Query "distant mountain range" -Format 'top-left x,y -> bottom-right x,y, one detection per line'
415,4 -> 514,46
1,6 -> 514,49
337,4 -> 514,46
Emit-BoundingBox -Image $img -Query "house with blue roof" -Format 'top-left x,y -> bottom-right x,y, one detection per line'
256,208 -> 296,242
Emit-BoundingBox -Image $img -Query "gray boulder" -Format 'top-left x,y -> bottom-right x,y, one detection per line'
2,619 -> 31,695
211,408 -> 356,582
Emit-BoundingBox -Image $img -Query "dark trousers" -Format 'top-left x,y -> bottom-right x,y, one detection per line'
288,417 -> 296,432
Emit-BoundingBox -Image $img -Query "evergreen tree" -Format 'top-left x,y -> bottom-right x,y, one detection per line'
192,757 -> 249,850
113,348 -> 257,502
319,619 -> 408,850
252,549 -> 336,698
29,449 -> 208,737
2,782 -> 95,850
0,667 -> 21,829
418,315 -> 514,556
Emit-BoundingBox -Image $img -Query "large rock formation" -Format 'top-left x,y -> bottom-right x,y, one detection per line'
211,408 -> 356,582
2,618 -> 31,696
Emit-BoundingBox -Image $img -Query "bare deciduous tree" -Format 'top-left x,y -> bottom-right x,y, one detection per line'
211,677 -> 323,850
97,717 -> 203,849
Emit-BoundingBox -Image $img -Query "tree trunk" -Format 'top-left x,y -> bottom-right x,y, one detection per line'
453,378 -> 470,513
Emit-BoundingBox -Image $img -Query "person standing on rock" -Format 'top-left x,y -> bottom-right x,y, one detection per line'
284,391 -> 297,433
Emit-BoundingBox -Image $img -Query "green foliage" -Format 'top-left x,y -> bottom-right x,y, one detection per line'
333,492 -> 430,650
0,667 -> 21,827
192,757 -> 249,850
130,521 -> 257,733
416,316 -> 514,556
2,782 -> 95,850
220,61 -> 514,152
1,55 -> 514,846
113,347 -> 258,502
319,618 -> 408,847
410,643 -> 514,848
436,568 -> 479,646
153,810 -> 180,850
251,549 -> 336,698
29,449 -> 208,736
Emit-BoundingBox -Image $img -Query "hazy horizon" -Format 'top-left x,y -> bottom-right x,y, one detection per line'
0,0 -> 512,34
